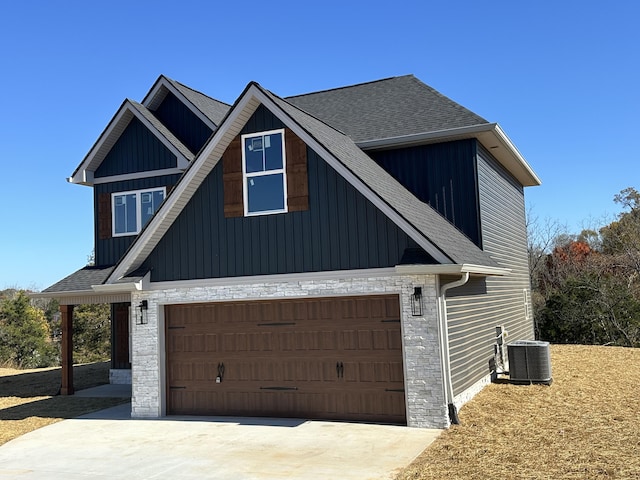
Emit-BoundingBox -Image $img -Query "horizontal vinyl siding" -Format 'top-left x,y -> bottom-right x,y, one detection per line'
142,148 -> 425,281
95,117 -> 177,177
94,174 -> 181,266
447,144 -> 533,396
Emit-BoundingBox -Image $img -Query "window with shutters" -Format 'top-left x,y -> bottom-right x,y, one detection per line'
112,187 -> 166,236
242,129 -> 287,216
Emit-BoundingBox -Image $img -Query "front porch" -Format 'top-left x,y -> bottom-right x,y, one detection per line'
30,265 -> 138,395
58,301 -> 132,395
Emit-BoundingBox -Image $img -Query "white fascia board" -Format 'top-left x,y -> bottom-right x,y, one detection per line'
483,124 -> 541,186
356,124 -> 499,150
143,77 -> 218,131
144,265 -> 509,292
358,123 -> 541,187
68,100 -> 190,186
395,263 -> 511,276
29,289 -> 95,299
106,88 -> 262,284
91,280 -> 143,293
69,105 -> 133,185
92,168 -> 185,185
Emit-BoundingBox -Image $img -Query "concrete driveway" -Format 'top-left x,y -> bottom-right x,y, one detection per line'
0,394 -> 440,480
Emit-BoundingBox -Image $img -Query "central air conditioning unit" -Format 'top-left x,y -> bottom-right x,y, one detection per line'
507,340 -> 553,385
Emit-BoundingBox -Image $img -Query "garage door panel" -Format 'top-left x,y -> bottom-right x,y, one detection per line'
170,387 -> 404,422
166,295 -> 406,424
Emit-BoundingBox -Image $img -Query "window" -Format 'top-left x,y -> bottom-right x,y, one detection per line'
112,187 -> 166,236
242,129 -> 287,216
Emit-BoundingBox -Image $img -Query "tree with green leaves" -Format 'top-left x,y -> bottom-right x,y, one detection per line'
0,291 -> 57,368
70,303 -> 111,363
532,187 -> 640,347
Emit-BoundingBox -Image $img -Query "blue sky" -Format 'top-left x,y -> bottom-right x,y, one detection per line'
1,1 -> 638,290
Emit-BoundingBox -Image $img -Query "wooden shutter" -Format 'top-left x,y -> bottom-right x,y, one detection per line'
98,193 -> 112,239
285,128 -> 309,211
223,136 -> 244,218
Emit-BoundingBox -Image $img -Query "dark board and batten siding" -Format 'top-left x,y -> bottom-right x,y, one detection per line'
152,92 -> 213,154
446,145 -> 533,396
143,150 -> 426,281
142,104 -> 430,281
370,140 -> 482,247
94,174 -> 182,267
95,117 -> 178,178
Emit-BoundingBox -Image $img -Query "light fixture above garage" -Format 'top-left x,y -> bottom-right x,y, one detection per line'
411,287 -> 422,316
136,300 -> 148,325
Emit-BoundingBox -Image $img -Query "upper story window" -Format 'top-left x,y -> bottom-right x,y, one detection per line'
112,187 -> 166,236
242,129 -> 287,216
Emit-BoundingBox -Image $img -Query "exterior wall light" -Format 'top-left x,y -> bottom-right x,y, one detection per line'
136,300 -> 148,325
411,287 -> 422,316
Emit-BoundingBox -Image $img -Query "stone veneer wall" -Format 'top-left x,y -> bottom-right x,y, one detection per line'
130,273 -> 448,428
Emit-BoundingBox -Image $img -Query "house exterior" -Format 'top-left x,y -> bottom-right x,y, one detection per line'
36,75 -> 540,428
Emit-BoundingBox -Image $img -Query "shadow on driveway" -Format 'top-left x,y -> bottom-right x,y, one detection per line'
0,404 -> 440,480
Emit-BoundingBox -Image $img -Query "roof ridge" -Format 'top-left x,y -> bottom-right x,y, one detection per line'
264,86 -> 349,137
285,75 -> 414,99
165,76 -> 232,107
407,75 -> 488,121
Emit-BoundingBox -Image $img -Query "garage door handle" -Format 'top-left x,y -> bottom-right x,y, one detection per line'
336,362 -> 344,378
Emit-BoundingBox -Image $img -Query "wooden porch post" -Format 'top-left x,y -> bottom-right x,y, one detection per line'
60,304 -> 74,395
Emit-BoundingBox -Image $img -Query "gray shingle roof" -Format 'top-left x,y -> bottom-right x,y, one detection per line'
265,87 -> 498,267
41,266 -> 115,293
286,75 -> 489,143
166,77 -> 231,127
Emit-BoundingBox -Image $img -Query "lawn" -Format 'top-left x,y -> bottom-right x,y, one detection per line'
0,362 -> 129,446
395,345 -> 640,480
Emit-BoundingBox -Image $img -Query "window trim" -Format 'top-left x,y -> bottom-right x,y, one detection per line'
111,186 -> 166,237
241,128 -> 288,217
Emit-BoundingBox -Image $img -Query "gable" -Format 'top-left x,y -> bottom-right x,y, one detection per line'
95,117 -> 178,178
143,75 -> 230,128
222,105 -> 309,217
69,100 -> 192,186
141,140 -> 433,281
152,92 -> 213,154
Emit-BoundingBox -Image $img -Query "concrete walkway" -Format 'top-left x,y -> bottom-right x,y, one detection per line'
0,388 -> 440,480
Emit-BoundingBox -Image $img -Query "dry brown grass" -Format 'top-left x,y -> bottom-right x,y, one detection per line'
0,362 -> 129,446
3,348 -> 639,478
396,345 -> 640,480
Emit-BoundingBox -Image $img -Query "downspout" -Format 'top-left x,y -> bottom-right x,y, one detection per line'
438,271 -> 470,425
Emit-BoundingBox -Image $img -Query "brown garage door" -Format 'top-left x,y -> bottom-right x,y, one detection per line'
165,295 -> 406,424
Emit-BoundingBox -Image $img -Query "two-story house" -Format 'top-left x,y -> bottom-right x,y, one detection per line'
36,74 -> 540,428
